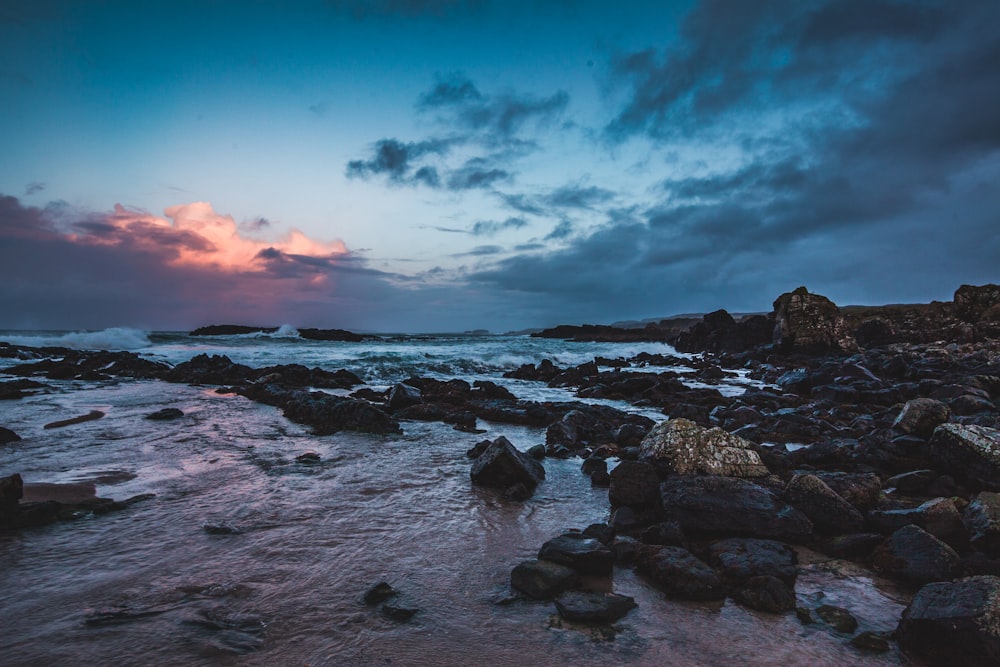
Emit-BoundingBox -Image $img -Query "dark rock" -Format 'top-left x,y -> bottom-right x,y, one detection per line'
965,492 -> 1000,557
582,523 -> 615,545
639,418 -> 769,478
538,533 -> 614,575
659,475 -> 813,542
611,536 -> 641,566
886,469 -> 937,494
706,537 -> 798,586
472,380 -> 516,400
872,525 -> 962,584
816,605 -> 858,633
503,483 -> 532,501
470,436 -> 545,495
893,398 -> 951,438
0,427 -> 21,444
238,384 -> 400,435
581,457 -> 607,477
639,520 -> 686,547
849,631 -> 891,653
296,328 -> 364,342
363,582 -> 398,605
608,460 -> 660,509
954,284 -> 1000,322
466,439 -> 491,458
202,523 -> 242,535
166,354 -> 256,385
526,444 -> 546,460
810,471 -> 882,512
637,545 -> 725,600
608,506 -> 642,533
388,383 -> 422,410
190,325 -> 275,336
295,452 -> 321,464
952,394 -> 997,416
785,474 -> 864,535
735,575 -> 797,613
0,473 -> 23,515
897,575 -> 1000,666
868,497 -> 966,544
43,410 -> 105,429
590,470 -> 611,487
553,591 -> 636,624
821,533 -> 886,559
510,559 -> 578,600
772,287 -> 857,352
145,408 -> 183,421
928,423 -> 1000,490
381,604 -> 418,622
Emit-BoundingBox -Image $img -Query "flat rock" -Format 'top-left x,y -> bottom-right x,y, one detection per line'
554,591 -> 636,624
510,559 -> 578,600
639,418 -> 769,478
145,407 -> 183,420
868,497 -> 966,543
538,533 -> 614,575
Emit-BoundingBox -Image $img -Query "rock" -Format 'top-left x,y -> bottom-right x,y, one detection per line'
554,591 -> 636,624
886,469 -> 937,494
821,533 -> 885,559
735,575 -> 797,613
816,605 -> 858,633
659,475 -> 813,542
810,472 -> 882,512
784,474 -> 864,535
590,469 -> 611,487
965,492 -> 1000,556
582,523 -> 615,545
203,523 -> 242,535
868,497 -> 966,544
897,575 -> 1000,666
639,521 -> 686,547
510,559 -> 578,599
893,398 -> 951,438
466,439 -> 491,458
381,604 -> 418,622
363,582 -> 398,605
639,418 -> 769,478
872,525 -> 962,584
849,630 -> 891,653
388,383 -> 422,410
295,452 -> 321,464
608,460 -> 660,509
0,472 -> 23,513
952,394 -> 997,416
772,287 -> 856,352
145,407 -> 183,420
43,410 -> 105,429
928,423 -> 1000,490
706,537 -> 798,586
526,444 -> 546,460
637,545 -> 725,600
954,284 -> 1000,322
239,384 -> 400,435
0,427 -> 21,444
503,483 -> 532,501
538,533 -> 614,575
470,436 -> 545,495
581,457 -> 607,477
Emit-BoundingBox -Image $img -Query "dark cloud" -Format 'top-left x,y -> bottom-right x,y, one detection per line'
453,244 -> 503,257
242,216 -> 271,232
446,162 -> 509,190
470,217 -> 527,236
308,102 -> 328,116
545,220 -> 573,240
542,184 -> 615,209
23,181 -> 44,196
419,72 -> 484,107
345,138 -> 452,185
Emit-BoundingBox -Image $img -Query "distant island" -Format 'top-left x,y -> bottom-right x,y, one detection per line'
189,325 -> 365,342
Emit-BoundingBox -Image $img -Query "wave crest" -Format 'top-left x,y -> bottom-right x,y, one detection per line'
1,327 -> 152,351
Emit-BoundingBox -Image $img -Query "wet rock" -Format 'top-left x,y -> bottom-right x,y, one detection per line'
0,472 -> 23,516
0,427 -> 21,444
239,384 -> 400,435
735,575 -> 797,613
639,418 -> 769,478
608,460 -> 660,509
897,575 -> 1000,666
503,483 -> 532,501
810,472 -> 882,512
849,630 -> 891,653
928,423 -> 1000,490
637,545 -> 725,600
388,383 -> 422,410
472,380 -> 516,400
526,444 -> 546,460
816,604 -> 858,633
381,604 -> 419,622
772,287 -> 857,352
43,410 -> 105,429
510,559 -> 578,599
785,474 -> 864,535
706,537 -> 798,586
470,436 -> 545,495
362,582 -> 399,605
872,524 -> 962,584
466,439 -> 491,458
203,523 -> 242,535
553,591 -> 636,624
893,398 -> 951,438
590,469 -> 611,487
952,394 -> 997,416
659,475 -> 813,542
639,521 -> 686,547
582,523 -> 614,545
538,533 -> 614,575
295,452 -> 321,464
581,457 -> 607,477
868,497 -> 966,544
886,469 -> 937,494
145,407 -> 183,421
965,492 -> 1000,556
166,353 -> 256,385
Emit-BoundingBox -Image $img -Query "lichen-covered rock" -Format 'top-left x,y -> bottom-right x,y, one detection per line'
772,287 -> 857,352
893,398 -> 951,439
639,418 -> 769,478
872,524 -> 961,584
965,492 -> 1000,557
659,475 -> 813,542
897,575 -> 1000,666
608,460 -> 660,508
928,424 -> 1000,491
784,474 -> 864,535
470,436 -> 545,494
510,559 -> 578,599
637,545 -> 725,600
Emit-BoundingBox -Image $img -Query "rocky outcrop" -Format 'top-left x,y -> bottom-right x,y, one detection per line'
238,383 -> 400,435
469,436 -> 545,496
954,284 -> 1000,323
639,419 -> 769,478
928,424 -> 1000,491
897,575 -> 1000,666
772,287 -> 857,352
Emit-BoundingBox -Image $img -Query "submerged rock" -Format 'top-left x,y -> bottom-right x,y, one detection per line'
362,582 -> 398,606
43,410 -> 105,429
639,418 -> 769,478
553,591 -> 636,624
510,559 -> 578,600
145,407 -> 184,421
735,575 -> 796,613
815,604 -> 858,633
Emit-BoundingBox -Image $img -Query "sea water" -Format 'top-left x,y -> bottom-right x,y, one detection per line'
0,328 -> 909,666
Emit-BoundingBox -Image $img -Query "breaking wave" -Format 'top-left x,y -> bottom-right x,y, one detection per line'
0,327 -> 153,351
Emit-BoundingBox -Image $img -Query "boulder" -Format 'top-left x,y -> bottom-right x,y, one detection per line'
965,492 -> 1000,557
893,398 -> 951,438
388,383 -> 422,410
868,497 -> 966,544
637,545 -> 725,600
954,284 -> 1000,323
0,472 -> 23,512
0,427 -> 21,444
470,436 -> 545,494
897,575 -> 1000,666
873,524 -> 962,584
659,475 -> 813,542
735,575 -> 796,613
810,471 -> 882,512
239,384 -> 400,435
538,533 -> 614,575
145,408 -> 183,421
928,424 -> 1000,491
608,460 -> 660,509
816,605 -> 858,633
784,474 -> 864,535
771,287 -> 856,352
886,469 -> 937,494
510,559 -> 578,599
706,537 -> 798,586
554,591 -> 636,624
639,418 -> 769,478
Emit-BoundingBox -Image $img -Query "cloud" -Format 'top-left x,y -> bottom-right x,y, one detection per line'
541,184 -> 616,210
453,244 -> 503,257
470,217 -> 527,236
23,182 -> 44,196
326,0 -> 480,20
446,160 -> 510,190
345,138 -> 452,185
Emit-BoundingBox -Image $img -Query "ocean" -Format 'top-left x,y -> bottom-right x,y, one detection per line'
0,328 -> 906,666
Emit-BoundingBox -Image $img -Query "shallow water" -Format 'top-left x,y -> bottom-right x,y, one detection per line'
0,333 -> 910,666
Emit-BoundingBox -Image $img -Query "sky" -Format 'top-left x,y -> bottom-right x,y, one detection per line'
1,0 -> 998,333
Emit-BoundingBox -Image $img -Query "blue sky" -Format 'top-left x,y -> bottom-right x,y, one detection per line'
1,0 -> 998,332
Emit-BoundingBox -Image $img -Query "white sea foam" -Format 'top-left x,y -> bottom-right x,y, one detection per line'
0,327 -> 152,351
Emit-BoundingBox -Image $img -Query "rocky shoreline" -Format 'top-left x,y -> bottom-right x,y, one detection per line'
2,283 -> 999,664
